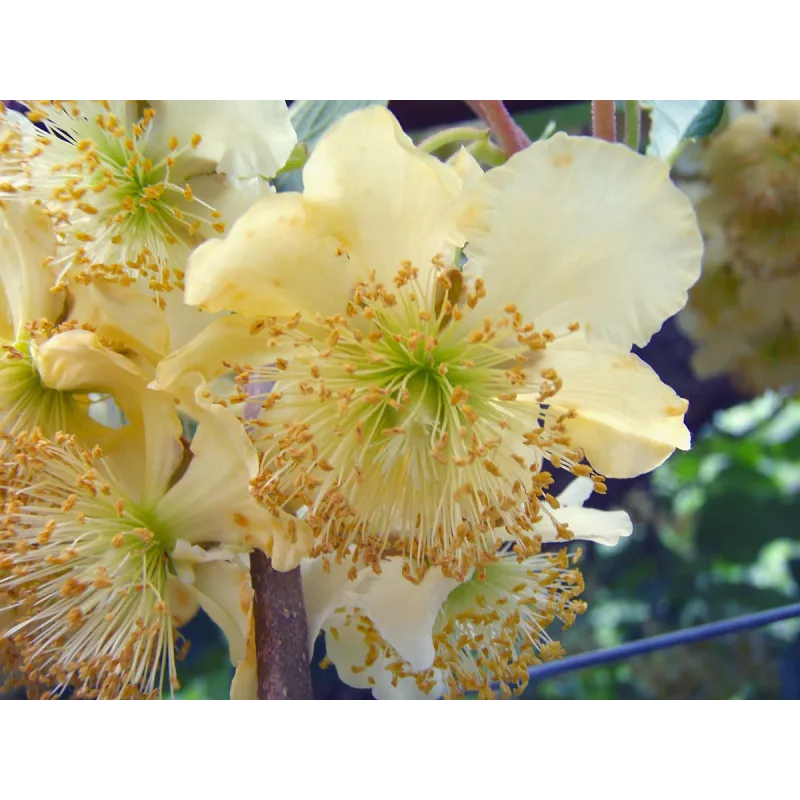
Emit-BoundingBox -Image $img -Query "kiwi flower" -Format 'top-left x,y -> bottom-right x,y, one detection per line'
302,477 -> 632,699
0,358 -> 299,698
156,106 -> 701,571
1,100 -> 296,352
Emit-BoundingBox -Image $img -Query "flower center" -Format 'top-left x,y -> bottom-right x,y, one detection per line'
0,430 -> 185,698
0,338 -> 102,443
241,263 -> 597,571
1,101 -> 225,304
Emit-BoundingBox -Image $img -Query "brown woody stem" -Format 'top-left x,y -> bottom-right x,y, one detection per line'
464,100 -> 531,155
249,550 -> 313,700
591,100 -> 617,142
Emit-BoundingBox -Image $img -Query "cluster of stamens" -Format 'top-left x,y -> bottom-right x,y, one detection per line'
322,546 -> 586,699
223,259 -> 604,573
0,100 -> 224,308
0,429 -> 184,698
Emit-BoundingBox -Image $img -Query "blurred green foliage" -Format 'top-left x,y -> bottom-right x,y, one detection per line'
529,394 -> 800,700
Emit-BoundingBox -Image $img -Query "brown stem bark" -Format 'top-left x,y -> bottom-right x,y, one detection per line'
591,100 -> 617,142
249,550 -> 313,700
464,100 -> 531,155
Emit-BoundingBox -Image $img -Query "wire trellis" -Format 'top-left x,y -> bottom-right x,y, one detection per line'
513,601 -> 800,688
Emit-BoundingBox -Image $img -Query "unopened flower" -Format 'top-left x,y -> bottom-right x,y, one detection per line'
676,102 -> 800,393
0,371 -> 297,698
697,101 -> 800,277
0,100 -> 296,350
304,478 -> 632,699
156,106 -> 700,569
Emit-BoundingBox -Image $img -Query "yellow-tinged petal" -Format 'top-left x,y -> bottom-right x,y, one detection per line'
149,100 -> 297,180
34,329 -> 184,503
153,314 -> 269,409
184,192 -> 354,318
302,105 -> 465,285
188,560 -> 252,667
350,560 -> 461,672
539,343 -> 691,478
301,556 -> 371,648
66,277 -> 170,365
266,509 -> 315,572
230,614 -> 258,700
156,401 -> 275,551
464,133 -> 703,349
166,575 -> 200,626
0,202 -> 63,340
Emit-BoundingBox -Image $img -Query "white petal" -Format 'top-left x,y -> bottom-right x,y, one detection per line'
351,561 -> 459,672
371,668 -> 443,700
555,476 -> 594,508
149,100 -> 297,179
188,174 -> 275,229
538,506 -> 633,547
301,556 -> 368,650
324,612 -> 373,691
230,618 -> 258,700
464,134 -> 703,349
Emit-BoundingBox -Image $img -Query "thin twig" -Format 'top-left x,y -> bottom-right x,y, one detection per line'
624,100 -> 641,151
250,550 -> 313,700
591,100 -> 617,142
464,100 -> 531,155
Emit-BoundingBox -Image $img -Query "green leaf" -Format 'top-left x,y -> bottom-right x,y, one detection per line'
275,101 -> 388,192
684,101 -> 726,139
641,100 -> 725,162
289,100 -> 388,150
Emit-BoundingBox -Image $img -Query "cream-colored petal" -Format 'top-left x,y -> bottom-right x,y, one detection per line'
66,277 -> 170,364
0,202 -> 63,340
302,106 -> 465,285
167,575 -> 200,626
188,560 -> 252,667
266,510 -> 315,572
464,133 -> 703,349
153,314 -> 267,406
536,506 -> 633,547
230,614 -> 258,700
149,100 -> 297,179
351,561 -> 460,672
184,192 -> 354,318
541,342 -> 690,478
324,611 -> 374,692
371,668 -> 443,701
156,402 -> 271,551
34,329 -> 184,503
301,556 -> 368,649
188,174 -> 275,231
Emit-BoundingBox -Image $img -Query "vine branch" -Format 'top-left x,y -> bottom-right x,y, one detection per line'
464,100 -> 531,155
249,551 -> 313,700
591,100 -> 617,142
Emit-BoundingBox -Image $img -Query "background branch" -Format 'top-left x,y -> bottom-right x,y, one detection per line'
464,100 -> 531,155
